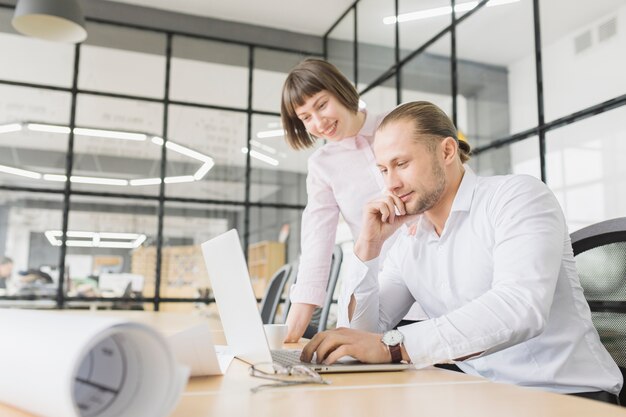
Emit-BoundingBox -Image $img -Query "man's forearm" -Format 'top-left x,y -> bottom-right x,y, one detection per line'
354,238 -> 384,262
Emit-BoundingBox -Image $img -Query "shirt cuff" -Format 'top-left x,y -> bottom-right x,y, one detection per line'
289,284 -> 326,307
343,255 -> 380,297
397,320 -> 444,368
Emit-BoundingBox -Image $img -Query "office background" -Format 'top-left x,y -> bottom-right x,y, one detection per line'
0,0 -> 624,310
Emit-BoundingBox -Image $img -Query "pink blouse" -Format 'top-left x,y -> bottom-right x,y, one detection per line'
290,111 -> 389,306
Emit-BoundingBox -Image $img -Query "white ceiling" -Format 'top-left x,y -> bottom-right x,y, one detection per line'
103,0 -> 625,66
101,0 -> 356,35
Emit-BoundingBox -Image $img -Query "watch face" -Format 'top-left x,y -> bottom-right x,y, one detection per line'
382,330 -> 404,346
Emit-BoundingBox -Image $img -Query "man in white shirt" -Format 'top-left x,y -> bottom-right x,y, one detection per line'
301,101 -> 623,403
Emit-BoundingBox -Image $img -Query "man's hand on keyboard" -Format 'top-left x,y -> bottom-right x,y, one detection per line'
300,327 -> 390,365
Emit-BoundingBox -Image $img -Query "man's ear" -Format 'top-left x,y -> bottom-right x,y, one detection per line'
441,137 -> 458,165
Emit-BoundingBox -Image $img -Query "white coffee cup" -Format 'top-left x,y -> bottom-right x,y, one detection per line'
264,324 -> 288,350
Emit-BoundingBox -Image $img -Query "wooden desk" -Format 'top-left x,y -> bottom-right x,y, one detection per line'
173,362 -> 626,417
0,311 -> 625,417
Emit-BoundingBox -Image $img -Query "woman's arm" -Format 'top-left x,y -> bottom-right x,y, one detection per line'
286,159 -> 339,340
284,303 -> 317,342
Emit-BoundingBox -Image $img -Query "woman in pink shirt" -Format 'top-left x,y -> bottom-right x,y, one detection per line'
280,59 -> 394,342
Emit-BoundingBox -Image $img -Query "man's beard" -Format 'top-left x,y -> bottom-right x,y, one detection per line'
407,160 -> 446,215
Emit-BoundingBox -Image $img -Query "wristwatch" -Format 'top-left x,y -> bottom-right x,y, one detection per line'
381,330 -> 404,363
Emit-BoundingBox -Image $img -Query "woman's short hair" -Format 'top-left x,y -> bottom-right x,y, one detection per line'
281,58 -> 360,149
378,101 -> 472,163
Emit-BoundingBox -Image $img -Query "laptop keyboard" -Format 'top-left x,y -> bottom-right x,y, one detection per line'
271,349 -> 303,367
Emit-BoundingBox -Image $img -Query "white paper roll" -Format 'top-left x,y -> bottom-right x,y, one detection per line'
0,310 -> 189,417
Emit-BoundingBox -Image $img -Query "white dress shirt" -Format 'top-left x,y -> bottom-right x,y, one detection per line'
345,166 -> 623,395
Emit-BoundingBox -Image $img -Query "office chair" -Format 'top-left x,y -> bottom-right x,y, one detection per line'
259,263 -> 293,324
571,217 -> 626,406
303,245 -> 343,339
280,260 -> 299,324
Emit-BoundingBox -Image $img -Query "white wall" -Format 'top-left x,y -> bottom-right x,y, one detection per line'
507,4 -> 626,231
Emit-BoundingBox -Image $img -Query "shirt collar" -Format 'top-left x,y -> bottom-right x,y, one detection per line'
450,165 -> 477,214
324,109 -> 375,151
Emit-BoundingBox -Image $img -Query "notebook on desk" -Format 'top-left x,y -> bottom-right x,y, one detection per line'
200,229 -> 411,374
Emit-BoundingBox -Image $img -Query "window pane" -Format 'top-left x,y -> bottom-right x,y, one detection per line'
511,136 -> 541,178
0,9 -> 74,87
546,106 -> 626,233
252,49 -> 311,113
457,0 -> 535,146
160,202 -> 237,310
248,206 -> 302,298
171,36 -> 248,108
470,137 -> 540,178
401,34 -> 452,118
79,22 -> 166,98
73,94 -> 164,195
249,114 -> 318,205
360,76 -> 398,117
399,0 -> 452,60
357,0 -> 396,87
501,0 -> 539,134
0,85 -> 71,190
327,9 -> 355,85
66,195 -> 159,301
166,105 -> 247,201
541,1 -> 625,121
0,192 -> 63,297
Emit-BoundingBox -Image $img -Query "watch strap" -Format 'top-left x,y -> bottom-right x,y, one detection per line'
388,343 -> 403,363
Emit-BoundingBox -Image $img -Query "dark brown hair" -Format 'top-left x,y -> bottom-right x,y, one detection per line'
281,59 -> 360,150
378,101 -> 472,163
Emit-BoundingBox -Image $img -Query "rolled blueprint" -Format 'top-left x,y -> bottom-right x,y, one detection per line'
0,309 -> 189,417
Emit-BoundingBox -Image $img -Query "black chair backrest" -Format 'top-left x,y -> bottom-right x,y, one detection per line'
280,260 -> 299,324
259,264 -> 292,324
570,217 -> 626,406
303,245 -> 343,339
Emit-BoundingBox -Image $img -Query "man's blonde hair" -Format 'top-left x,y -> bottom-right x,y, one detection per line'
378,101 -> 471,163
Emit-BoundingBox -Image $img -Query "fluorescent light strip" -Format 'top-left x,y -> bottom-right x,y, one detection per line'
2,126 -> 214,186
193,161 -> 215,180
27,123 -> 71,134
73,127 -> 147,141
249,149 -> 279,167
0,164 -> 41,179
67,231 -> 96,238
166,141 -> 213,163
256,129 -> 285,139
99,232 -> 141,239
43,174 -> 67,182
45,230 -> 147,249
133,235 -> 147,248
44,231 -> 61,246
0,123 -> 22,134
152,136 -> 215,177
129,177 -> 161,186
164,175 -> 195,184
383,0 -> 519,24
70,176 -> 129,186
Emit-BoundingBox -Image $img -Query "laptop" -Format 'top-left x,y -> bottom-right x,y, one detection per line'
201,229 -> 412,373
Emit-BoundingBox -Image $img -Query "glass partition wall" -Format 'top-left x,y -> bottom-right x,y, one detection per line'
326,0 -> 626,232
0,7 -> 318,310
1,0 -> 625,310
